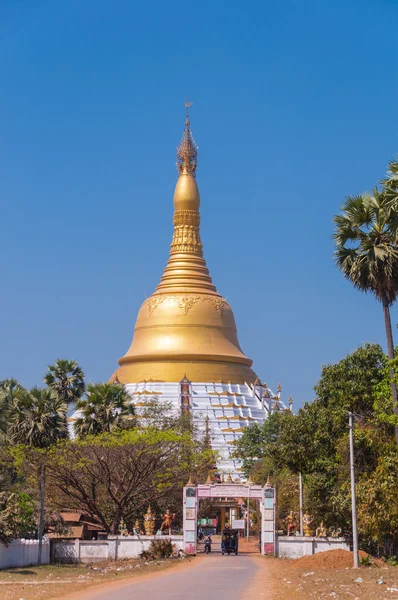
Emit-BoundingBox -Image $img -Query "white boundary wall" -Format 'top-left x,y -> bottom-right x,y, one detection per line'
52,535 -> 184,564
276,536 -> 350,558
0,539 -> 50,568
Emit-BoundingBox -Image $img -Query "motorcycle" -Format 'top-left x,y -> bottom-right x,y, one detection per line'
204,536 -> 212,554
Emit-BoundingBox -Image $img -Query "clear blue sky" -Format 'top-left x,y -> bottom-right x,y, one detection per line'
1,0 -> 397,407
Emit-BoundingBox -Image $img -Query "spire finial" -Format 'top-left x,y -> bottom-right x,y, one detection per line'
185,97 -> 193,125
186,474 -> 196,486
177,99 -> 198,176
247,472 -> 254,485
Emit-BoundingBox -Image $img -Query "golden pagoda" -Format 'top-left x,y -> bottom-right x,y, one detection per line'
114,104 -> 257,385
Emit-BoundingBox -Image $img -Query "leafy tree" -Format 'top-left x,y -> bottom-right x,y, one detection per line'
74,383 -> 134,436
18,428 -> 214,534
234,344 -> 397,547
44,359 -> 85,407
7,387 -> 68,448
356,450 -> 398,548
0,491 -> 36,545
232,412 -> 287,476
333,188 -> 398,443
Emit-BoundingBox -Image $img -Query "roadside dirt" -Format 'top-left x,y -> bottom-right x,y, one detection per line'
0,557 -> 193,600
250,550 -> 398,599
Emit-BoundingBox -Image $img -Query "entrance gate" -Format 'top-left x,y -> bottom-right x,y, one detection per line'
183,480 -> 276,555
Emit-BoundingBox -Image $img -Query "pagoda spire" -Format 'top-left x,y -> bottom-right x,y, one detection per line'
176,99 -> 198,176
155,101 -> 217,295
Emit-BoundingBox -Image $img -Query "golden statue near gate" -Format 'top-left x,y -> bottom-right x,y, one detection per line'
303,513 -> 315,536
284,511 -> 298,536
315,521 -> 327,537
144,505 -> 155,536
160,509 -> 176,535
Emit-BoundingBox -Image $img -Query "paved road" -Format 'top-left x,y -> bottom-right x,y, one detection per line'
90,555 -> 259,600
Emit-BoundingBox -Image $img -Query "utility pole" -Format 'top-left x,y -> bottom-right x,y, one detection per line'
246,485 -> 250,541
299,472 -> 304,536
37,464 -> 46,566
348,412 -> 359,568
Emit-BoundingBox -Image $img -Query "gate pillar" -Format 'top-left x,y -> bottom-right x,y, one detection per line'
183,481 -> 198,554
260,483 -> 276,555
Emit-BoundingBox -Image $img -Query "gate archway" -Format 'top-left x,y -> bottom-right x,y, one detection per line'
183,480 -> 275,555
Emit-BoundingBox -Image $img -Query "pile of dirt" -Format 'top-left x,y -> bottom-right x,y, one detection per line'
291,549 -> 381,569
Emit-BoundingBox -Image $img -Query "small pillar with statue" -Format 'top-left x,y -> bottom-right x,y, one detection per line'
144,505 -> 156,536
160,509 -> 175,535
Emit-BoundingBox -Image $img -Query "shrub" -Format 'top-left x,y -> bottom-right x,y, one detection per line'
140,538 -> 175,560
360,554 -> 372,566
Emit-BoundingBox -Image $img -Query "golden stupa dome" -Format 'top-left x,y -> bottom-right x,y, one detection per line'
115,104 -> 257,384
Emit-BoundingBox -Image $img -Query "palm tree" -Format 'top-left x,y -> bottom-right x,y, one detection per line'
74,383 -> 134,437
7,387 -> 68,563
0,379 -> 24,440
382,158 -> 398,194
333,189 -> 398,443
44,359 -> 85,407
7,387 -> 68,448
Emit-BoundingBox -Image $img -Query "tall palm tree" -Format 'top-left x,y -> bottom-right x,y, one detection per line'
7,387 -> 68,563
0,379 -> 24,440
7,387 -> 68,448
333,189 -> 398,443
44,359 -> 85,407
74,383 -> 134,437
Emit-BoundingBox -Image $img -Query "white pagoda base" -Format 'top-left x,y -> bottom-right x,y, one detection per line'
125,380 -> 285,479
69,380 -> 285,480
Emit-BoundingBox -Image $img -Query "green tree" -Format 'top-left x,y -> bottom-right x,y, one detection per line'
356,451 -> 398,548
0,379 -> 24,439
232,412 -> 287,476
6,387 -> 68,563
234,344 -> 395,542
382,158 -> 398,203
0,491 -> 36,545
74,383 -> 134,436
44,359 -> 85,407
20,428 -> 213,534
333,189 -> 398,443
7,387 -> 68,448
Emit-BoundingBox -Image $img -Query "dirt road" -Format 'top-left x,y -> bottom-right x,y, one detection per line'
70,555 -> 261,600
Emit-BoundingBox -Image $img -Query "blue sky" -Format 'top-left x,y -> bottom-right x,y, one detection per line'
1,0 -> 397,407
